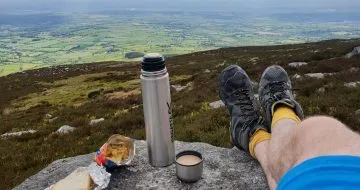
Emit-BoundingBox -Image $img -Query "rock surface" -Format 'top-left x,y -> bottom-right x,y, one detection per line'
345,46 -> 360,58
56,125 -> 76,134
288,62 -> 308,68
15,141 -> 268,190
216,62 -> 226,68
305,73 -> 325,79
45,114 -> 53,119
171,82 -> 193,92
355,109 -> 360,116
344,81 -> 360,88
292,74 -> 302,80
48,117 -> 59,123
317,87 -> 326,93
90,118 -> 105,126
209,100 -> 225,109
1,130 -> 37,137
349,67 -> 359,73
249,57 -> 259,65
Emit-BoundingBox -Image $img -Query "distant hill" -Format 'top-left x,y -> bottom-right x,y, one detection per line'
0,38 -> 360,189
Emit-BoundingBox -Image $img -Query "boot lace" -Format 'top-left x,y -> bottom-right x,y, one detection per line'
266,81 -> 289,104
231,89 -> 257,118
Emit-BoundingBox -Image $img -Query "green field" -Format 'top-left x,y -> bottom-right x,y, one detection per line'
1,11 -> 360,76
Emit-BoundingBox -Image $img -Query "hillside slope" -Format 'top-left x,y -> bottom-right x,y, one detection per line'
1,39 -> 360,189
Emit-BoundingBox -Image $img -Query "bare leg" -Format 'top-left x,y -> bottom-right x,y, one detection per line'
254,119 -> 296,190
254,116 -> 360,189
254,141 -> 277,190
267,119 -> 299,181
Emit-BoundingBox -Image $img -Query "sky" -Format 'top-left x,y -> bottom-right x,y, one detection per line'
0,0 -> 359,12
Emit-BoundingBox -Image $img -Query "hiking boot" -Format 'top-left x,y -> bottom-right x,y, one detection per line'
259,65 -> 304,127
219,65 -> 268,153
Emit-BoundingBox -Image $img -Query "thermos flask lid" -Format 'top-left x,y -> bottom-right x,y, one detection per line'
141,53 -> 166,72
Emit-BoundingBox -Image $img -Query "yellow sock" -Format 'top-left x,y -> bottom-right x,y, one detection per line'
271,106 -> 301,127
249,129 -> 271,158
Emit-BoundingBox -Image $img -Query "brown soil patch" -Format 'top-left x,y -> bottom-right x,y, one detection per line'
105,89 -> 141,100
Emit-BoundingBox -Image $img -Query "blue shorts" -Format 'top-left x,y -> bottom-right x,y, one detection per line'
277,156 -> 360,190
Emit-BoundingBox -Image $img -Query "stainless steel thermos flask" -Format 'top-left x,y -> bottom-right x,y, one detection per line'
140,53 -> 175,167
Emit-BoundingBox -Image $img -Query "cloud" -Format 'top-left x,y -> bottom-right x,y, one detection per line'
0,0 -> 359,12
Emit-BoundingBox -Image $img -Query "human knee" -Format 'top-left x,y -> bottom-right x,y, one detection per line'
289,116 -> 345,152
294,116 -> 347,142
293,115 -> 353,155
291,116 -> 360,164
299,116 -> 344,131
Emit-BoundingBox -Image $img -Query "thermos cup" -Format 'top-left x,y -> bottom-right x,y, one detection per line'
140,53 -> 175,167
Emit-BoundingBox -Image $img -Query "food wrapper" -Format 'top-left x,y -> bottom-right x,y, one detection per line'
88,163 -> 111,190
95,134 -> 135,168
